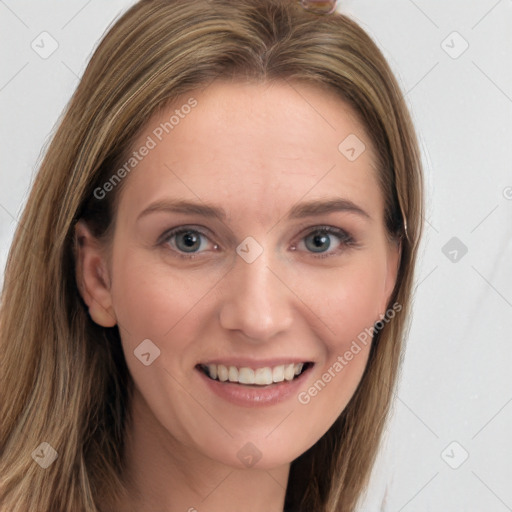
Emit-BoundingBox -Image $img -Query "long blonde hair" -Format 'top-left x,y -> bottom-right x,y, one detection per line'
0,1 -> 423,510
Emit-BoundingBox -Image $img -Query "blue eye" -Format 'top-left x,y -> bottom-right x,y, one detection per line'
160,225 -> 355,260
298,226 -> 354,258
174,230 -> 203,252
161,228 -> 214,258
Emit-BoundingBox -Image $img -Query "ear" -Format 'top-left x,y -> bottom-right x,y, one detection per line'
380,237 -> 402,314
74,220 -> 117,328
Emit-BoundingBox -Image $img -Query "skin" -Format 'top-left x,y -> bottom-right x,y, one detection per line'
75,79 -> 400,512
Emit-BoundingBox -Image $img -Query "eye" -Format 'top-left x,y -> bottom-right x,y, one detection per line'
160,227 -> 218,259
159,224 -> 356,260
292,226 -> 355,258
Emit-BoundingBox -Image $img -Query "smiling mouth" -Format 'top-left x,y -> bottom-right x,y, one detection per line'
197,362 -> 313,386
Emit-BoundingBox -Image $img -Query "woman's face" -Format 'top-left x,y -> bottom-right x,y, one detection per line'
84,79 -> 400,470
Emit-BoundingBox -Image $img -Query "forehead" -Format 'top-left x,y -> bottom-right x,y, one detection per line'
116,79 -> 384,227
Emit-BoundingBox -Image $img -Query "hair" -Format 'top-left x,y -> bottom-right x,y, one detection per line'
0,1 -> 424,511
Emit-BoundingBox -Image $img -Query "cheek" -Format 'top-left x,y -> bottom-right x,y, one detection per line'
293,255 -> 386,351
108,254 -> 227,446
290,257 -> 385,419
109,251 -> 223,344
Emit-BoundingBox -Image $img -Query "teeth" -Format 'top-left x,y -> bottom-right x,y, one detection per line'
228,366 -> 238,382
238,367 -> 255,384
272,365 -> 284,383
207,364 -> 217,380
255,367 -> 273,385
217,364 -> 228,382
284,363 -> 295,381
203,362 -> 307,386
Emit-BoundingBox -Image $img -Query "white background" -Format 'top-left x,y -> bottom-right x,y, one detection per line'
1,1 -> 511,511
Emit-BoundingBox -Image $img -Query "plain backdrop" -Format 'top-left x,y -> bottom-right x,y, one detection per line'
1,1 -> 511,511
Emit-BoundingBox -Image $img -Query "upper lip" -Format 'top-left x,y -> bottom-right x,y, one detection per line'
198,358 -> 314,368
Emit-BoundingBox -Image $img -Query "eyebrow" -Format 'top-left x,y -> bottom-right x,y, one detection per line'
136,197 -> 371,223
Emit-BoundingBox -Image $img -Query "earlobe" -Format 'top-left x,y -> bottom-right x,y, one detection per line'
74,220 -> 117,328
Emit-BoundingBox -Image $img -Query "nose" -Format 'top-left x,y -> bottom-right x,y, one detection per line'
218,247 -> 294,342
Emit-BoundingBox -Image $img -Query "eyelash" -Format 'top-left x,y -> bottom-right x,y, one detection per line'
158,225 -> 357,260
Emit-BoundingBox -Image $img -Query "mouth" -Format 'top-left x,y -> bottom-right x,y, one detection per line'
196,362 -> 313,386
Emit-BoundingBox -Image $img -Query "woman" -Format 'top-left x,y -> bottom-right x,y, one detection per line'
0,1 -> 423,510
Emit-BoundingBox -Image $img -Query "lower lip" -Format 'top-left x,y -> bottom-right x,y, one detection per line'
196,365 -> 313,408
